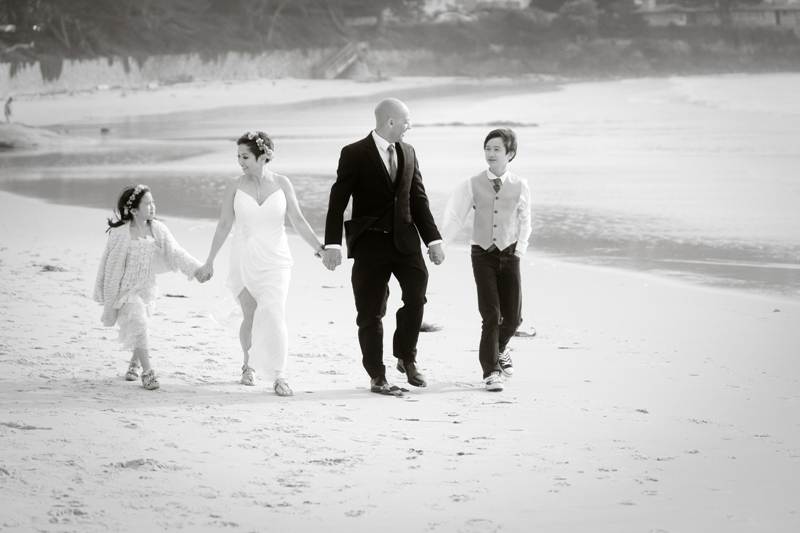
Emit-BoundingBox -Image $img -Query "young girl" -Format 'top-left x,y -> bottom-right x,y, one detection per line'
93,184 -> 204,390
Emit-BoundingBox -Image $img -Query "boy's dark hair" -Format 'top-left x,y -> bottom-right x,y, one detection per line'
237,131 -> 274,162
484,128 -> 517,162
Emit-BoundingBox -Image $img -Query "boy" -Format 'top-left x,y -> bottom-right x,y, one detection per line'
440,128 -> 531,391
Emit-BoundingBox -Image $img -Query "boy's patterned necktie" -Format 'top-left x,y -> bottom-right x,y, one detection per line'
387,145 -> 397,182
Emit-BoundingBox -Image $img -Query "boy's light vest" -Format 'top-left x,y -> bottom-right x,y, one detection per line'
471,172 -> 523,252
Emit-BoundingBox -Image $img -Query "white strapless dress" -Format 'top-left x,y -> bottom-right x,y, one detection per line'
216,188 -> 293,381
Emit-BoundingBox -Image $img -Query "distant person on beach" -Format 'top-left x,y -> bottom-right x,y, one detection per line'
196,131 -> 323,397
440,128 -> 531,392
321,98 -> 445,396
93,184 -> 205,391
4,96 -> 11,123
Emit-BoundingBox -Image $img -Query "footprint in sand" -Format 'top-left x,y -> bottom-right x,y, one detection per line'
457,518 -> 500,532
406,448 -> 424,460
48,506 -> 89,524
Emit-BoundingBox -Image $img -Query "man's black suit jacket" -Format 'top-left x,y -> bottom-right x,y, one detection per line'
324,133 -> 441,258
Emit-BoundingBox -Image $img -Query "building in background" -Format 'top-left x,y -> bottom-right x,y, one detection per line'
423,0 -> 532,19
636,0 -> 800,33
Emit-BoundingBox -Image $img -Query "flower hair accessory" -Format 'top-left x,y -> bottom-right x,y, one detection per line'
124,184 -> 146,216
245,131 -> 274,158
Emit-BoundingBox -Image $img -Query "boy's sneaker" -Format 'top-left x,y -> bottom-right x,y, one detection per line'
125,362 -> 140,381
484,371 -> 504,392
141,369 -> 160,391
497,347 -> 514,378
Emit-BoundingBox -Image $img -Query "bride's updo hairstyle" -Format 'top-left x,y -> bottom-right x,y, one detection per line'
237,131 -> 274,163
107,184 -> 151,231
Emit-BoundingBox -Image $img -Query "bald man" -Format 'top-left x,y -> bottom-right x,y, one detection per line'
322,98 -> 445,395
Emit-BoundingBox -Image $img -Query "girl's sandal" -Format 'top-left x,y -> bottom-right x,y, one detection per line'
240,365 -> 256,386
273,378 -> 293,397
125,362 -> 140,381
141,369 -> 160,391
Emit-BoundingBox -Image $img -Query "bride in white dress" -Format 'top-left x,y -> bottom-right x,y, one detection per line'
197,131 -> 325,396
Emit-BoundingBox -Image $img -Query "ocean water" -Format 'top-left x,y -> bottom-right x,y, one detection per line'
1,74 -> 799,297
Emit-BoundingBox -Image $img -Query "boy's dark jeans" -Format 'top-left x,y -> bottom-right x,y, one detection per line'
471,244 -> 522,379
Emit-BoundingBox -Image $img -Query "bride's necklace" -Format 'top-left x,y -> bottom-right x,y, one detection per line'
251,175 -> 262,202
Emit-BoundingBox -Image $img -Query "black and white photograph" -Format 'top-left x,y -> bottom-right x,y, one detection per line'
1,0 -> 799,531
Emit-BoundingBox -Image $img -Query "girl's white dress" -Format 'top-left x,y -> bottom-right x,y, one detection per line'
94,221 -> 201,349
115,236 -> 159,349
216,181 -> 293,382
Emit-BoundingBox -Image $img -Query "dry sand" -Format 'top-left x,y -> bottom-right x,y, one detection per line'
1,77 -> 799,532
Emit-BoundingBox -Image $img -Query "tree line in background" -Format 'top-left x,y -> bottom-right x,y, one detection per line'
0,0 -> 798,77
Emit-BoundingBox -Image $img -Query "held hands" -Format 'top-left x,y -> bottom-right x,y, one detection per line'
196,263 -> 213,283
322,248 -> 342,271
428,243 -> 445,266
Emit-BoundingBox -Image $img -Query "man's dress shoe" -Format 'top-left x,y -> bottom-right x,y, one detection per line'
370,376 -> 389,393
396,359 -> 427,387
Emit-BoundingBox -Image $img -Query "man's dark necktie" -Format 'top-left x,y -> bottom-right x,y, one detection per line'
387,145 -> 397,182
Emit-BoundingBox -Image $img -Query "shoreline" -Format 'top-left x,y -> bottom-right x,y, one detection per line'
1,176 -> 797,300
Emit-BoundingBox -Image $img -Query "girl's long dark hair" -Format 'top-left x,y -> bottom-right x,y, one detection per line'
106,184 -> 150,232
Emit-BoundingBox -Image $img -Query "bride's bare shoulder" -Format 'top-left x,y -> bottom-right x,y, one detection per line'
224,175 -> 243,192
274,173 -> 293,187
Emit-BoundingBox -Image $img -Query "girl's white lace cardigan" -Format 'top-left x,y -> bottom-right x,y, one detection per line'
93,220 -> 201,327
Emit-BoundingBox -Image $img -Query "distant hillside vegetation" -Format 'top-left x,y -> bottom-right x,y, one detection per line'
1,0 -> 798,79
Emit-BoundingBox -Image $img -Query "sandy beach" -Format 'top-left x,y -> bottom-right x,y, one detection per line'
1,77 -> 800,532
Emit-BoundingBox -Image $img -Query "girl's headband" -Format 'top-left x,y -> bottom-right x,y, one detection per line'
124,184 -> 146,216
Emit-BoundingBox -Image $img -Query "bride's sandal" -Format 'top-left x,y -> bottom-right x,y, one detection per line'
241,365 -> 256,386
273,378 -> 293,397
125,362 -> 140,381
